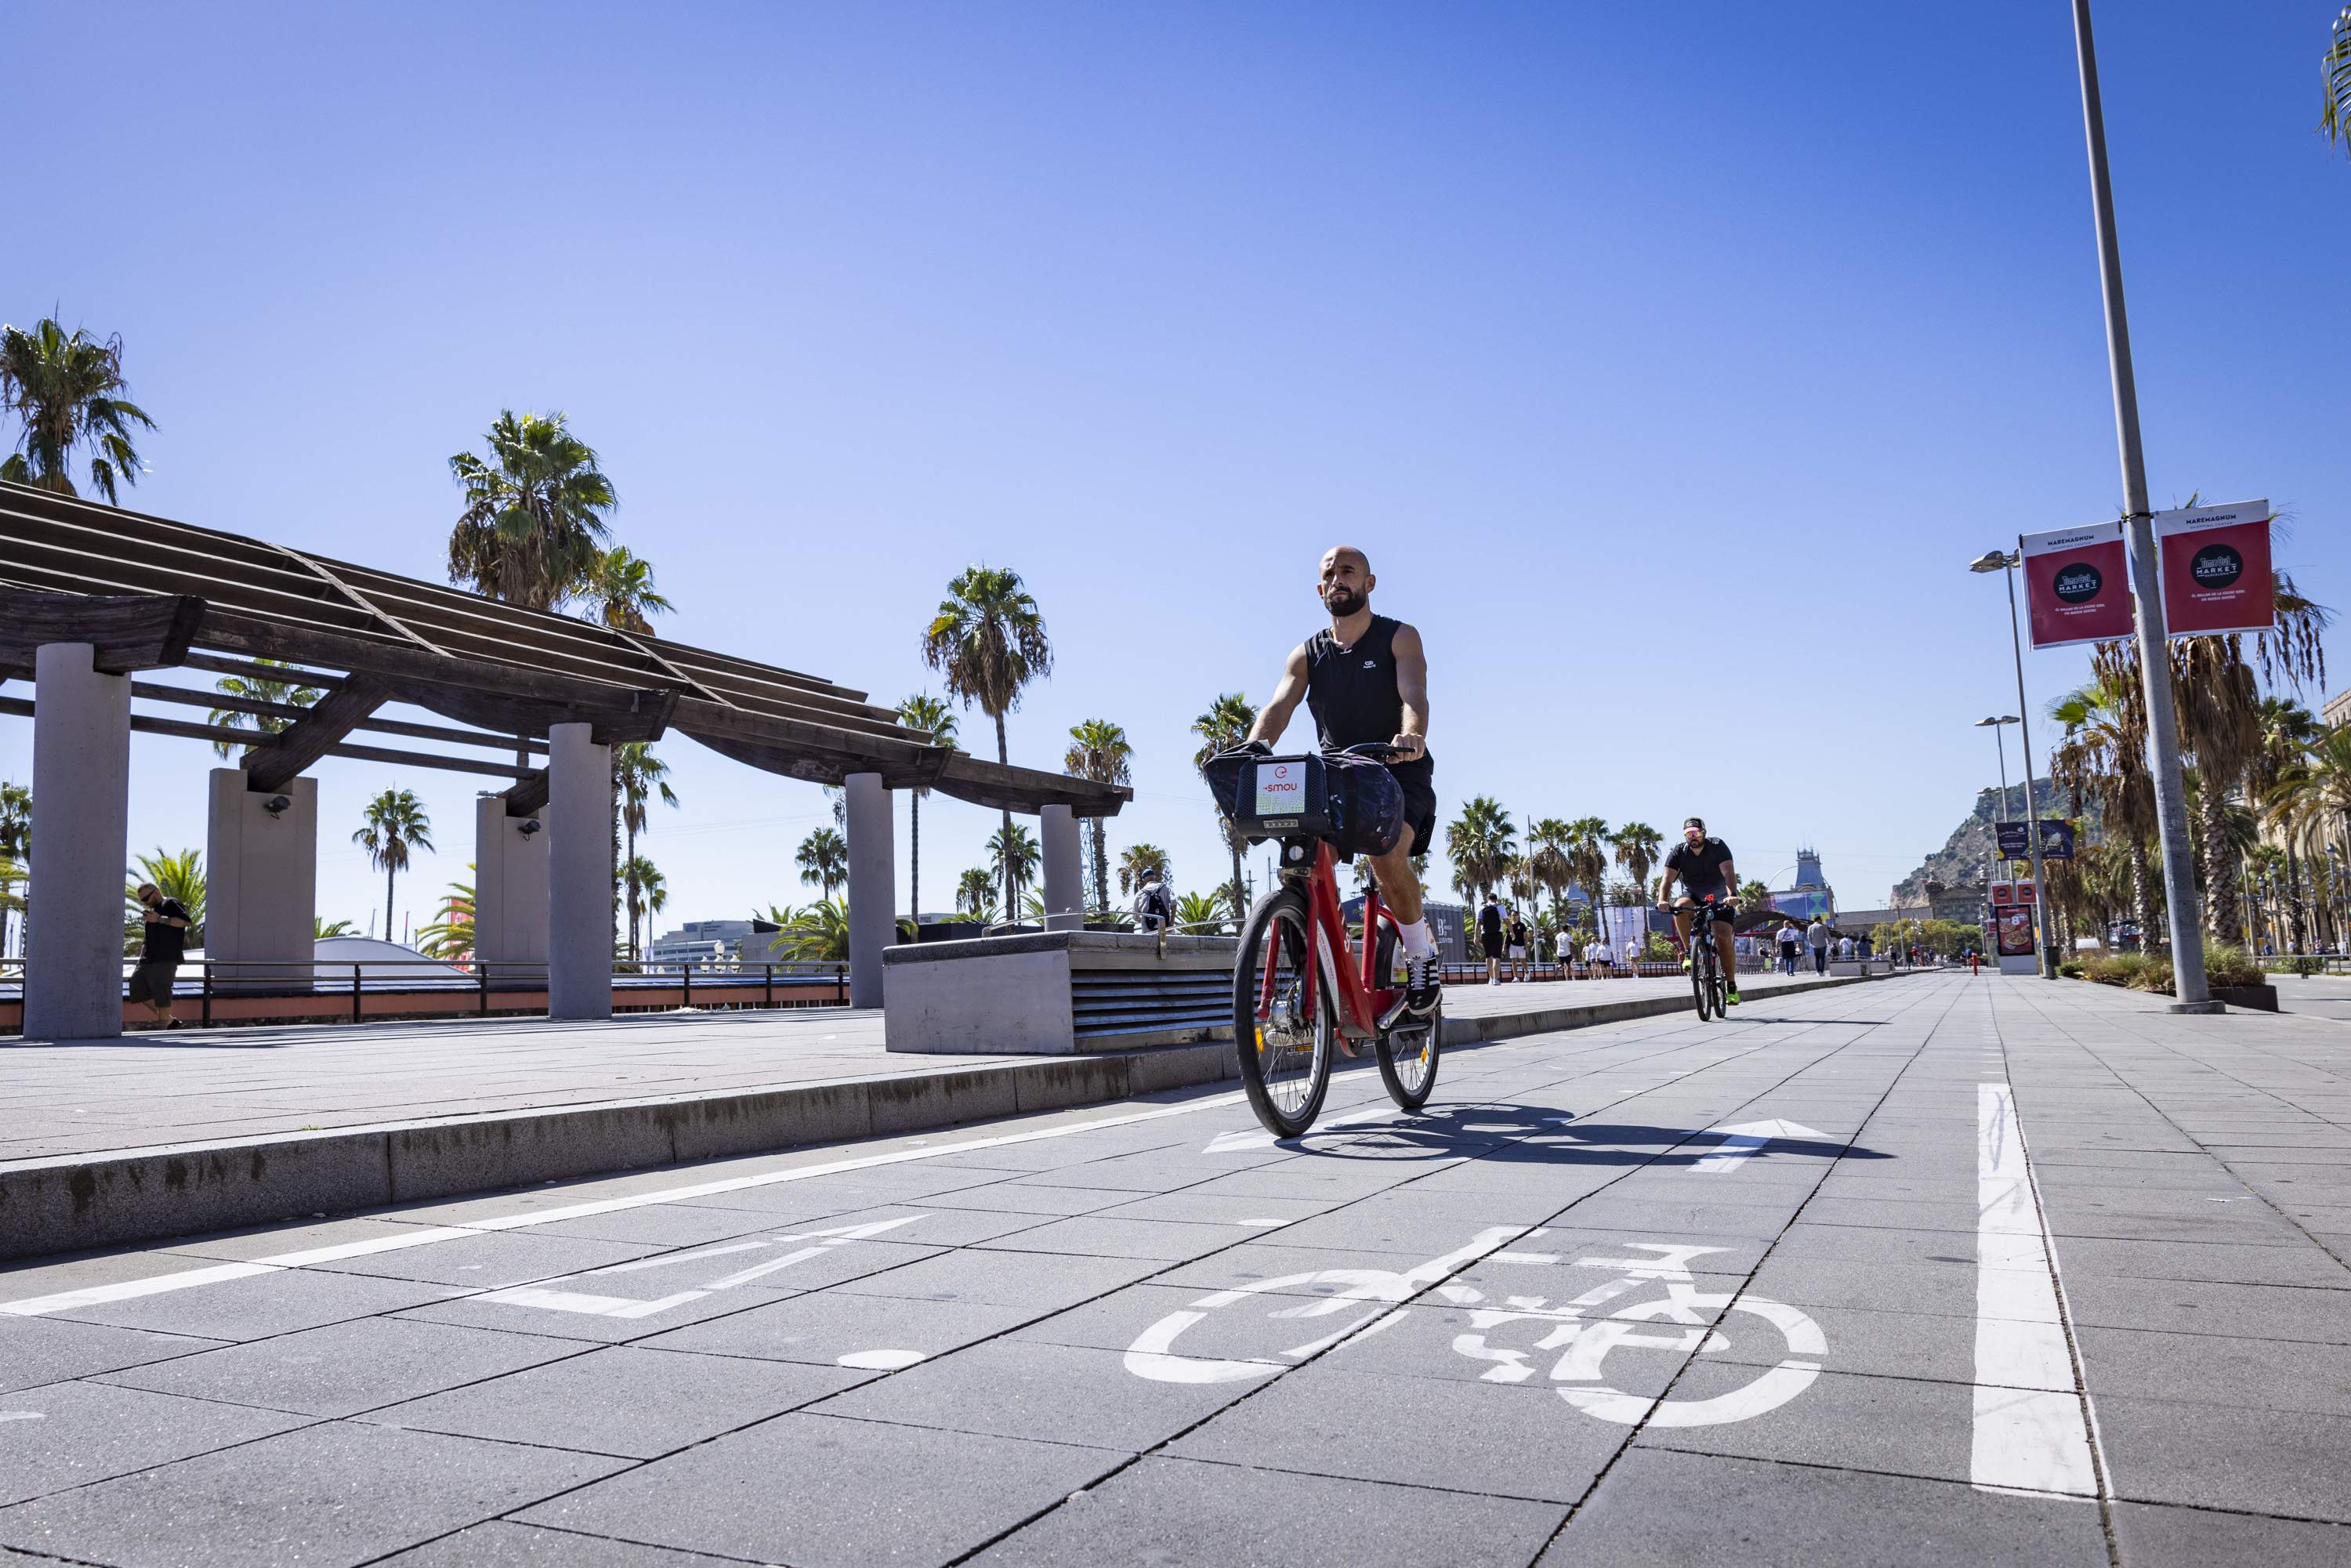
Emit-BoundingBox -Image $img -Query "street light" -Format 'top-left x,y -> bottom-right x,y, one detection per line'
1968,552 -> 2056,977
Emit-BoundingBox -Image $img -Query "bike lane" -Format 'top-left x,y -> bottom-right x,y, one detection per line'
0,974 -> 2193,1566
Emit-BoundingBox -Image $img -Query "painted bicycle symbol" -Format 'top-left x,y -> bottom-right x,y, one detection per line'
1124,1229 -> 1823,1429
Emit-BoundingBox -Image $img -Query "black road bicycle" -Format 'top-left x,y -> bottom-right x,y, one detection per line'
1683,894 -> 1733,1022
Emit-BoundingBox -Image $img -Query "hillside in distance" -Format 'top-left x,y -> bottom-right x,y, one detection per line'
1891,780 -> 2100,906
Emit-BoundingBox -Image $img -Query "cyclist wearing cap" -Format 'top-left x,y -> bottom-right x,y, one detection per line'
1659,817 -> 1741,1008
1247,545 -> 1442,1013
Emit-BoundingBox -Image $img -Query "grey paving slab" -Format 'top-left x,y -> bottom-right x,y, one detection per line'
1744,1255 -> 1979,1319
1543,1448 -> 2109,1566
2052,1236 -> 2351,1288
810,1338 -> 1241,1452
0,1378 -> 312,1507
51,1266 -> 462,1342
828,1245 -> 1168,1309
298,1229 -> 663,1287
640,1287 -> 1037,1366
1704,1301 -> 1976,1386
0,1315 -> 225,1394
908,1180 -> 1146,1216
375,1521 -> 749,1566
1169,1362 -> 1624,1502
1636,1363 -> 1976,1483
2110,1500 -> 2351,1566
2094,1392 -> 2351,1521
971,1214 -> 1249,1262
368,1343 -> 869,1457
518,1410 -> 1124,1566
96,1315 -> 584,1418
965,1454 -> 1567,1566
0,1420 -> 626,1567
2075,1324 -> 2351,1417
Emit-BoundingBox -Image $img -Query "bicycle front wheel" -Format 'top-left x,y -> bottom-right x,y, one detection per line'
1373,925 -> 1442,1111
1690,943 -> 1714,1022
1233,888 -> 1335,1138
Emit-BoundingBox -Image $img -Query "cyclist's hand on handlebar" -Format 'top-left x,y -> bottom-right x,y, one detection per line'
1387,733 -> 1425,762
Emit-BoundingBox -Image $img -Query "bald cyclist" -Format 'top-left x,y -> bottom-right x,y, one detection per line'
1246,545 -> 1443,1013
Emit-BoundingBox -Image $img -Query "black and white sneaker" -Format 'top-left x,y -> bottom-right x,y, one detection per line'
1405,952 -> 1443,1015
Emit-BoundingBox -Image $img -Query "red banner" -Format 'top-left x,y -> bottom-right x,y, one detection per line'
2020,522 -> 2133,648
2156,500 -> 2273,638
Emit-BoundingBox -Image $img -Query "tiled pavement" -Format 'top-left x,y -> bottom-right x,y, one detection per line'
2,972 -> 2346,1565
0,966 -> 1873,1162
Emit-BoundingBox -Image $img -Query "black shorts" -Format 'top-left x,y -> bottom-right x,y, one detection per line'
1388,756 -> 1436,855
127,961 -> 178,1005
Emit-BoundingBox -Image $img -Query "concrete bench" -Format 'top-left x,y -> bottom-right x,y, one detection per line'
884,930 -> 1240,1056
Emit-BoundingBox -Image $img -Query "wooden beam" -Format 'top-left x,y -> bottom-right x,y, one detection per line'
933,752 -> 1132,819
0,589 -> 205,674
132,680 -> 547,753
502,770 -> 549,817
176,654 -> 344,690
243,675 -> 393,792
0,696 -> 533,779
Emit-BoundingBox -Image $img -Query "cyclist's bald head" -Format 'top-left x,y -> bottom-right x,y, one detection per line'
1321,545 -> 1371,577
1317,546 -> 1375,617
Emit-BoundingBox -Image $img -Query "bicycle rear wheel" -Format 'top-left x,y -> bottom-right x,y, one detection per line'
1233,888 -> 1334,1138
1373,926 -> 1442,1111
1690,939 -> 1714,1022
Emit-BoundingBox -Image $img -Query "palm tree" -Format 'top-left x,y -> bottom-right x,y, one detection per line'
0,317 -> 155,503
1118,843 -> 1172,898
582,546 -> 672,633
353,790 -> 433,942
1444,797 -> 1516,903
1191,693 -> 1260,913
898,693 -> 959,920
415,872 -> 475,962
777,897 -> 853,963
0,780 -> 27,960
206,661 -> 327,758
1737,878 -> 1772,911
1064,719 -> 1134,914
1527,819 -> 1574,922
1611,823 -> 1664,904
2252,697 -> 2322,951
1563,817 -> 1611,918
621,855 -> 668,953
1175,890 -> 1229,933
990,821 -> 1041,915
446,411 -> 618,612
922,565 -> 1052,917
955,867 -> 998,922
122,847 -> 206,956
796,827 -> 849,900
614,744 -> 679,962
2324,6 -> 2351,155
2051,650 -> 2162,947
314,917 -> 357,939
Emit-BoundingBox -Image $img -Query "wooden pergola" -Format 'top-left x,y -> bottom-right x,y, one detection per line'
0,480 -> 1125,1036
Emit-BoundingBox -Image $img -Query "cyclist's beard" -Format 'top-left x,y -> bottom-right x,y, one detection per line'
1322,586 -> 1367,618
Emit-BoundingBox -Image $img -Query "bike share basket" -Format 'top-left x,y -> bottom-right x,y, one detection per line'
1202,749 -> 1405,859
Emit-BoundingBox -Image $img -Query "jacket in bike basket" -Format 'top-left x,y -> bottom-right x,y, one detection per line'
1665,837 -> 1735,900
1305,615 -> 1429,764
1202,750 -> 1405,859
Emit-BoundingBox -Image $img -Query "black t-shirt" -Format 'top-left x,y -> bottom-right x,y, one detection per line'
140,899 -> 190,965
1304,615 -> 1433,770
1664,837 -> 1735,899
1508,918 -> 1527,945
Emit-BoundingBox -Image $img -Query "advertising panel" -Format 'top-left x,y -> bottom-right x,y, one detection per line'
1994,905 -> 2037,958
2021,521 -> 2133,648
1995,821 -> 2076,861
2154,499 -> 2273,638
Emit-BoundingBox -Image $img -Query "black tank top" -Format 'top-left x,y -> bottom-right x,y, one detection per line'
1306,614 -> 1429,764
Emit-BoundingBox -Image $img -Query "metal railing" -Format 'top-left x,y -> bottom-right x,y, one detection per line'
0,955 -> 851,1034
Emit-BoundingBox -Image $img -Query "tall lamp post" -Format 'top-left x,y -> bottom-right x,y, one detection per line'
1969,554 -> 2056,977
2069,0 -> 2214,1009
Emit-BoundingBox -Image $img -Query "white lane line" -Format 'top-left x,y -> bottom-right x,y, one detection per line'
0,1089 -> 1251,1320
1972,1081 -> 2099,1499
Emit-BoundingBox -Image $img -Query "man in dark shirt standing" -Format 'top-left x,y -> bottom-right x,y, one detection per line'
1478,896 -> 1505,985
1657,817 -> 1741,1008
129,882 -> 192,1029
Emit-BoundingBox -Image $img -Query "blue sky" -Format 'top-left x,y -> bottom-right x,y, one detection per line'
5,1 -> 2348,935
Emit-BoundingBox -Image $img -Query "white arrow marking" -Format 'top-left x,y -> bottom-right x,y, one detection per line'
1201,1103 -> 1398,1153
1692,1120 -> 1833,1173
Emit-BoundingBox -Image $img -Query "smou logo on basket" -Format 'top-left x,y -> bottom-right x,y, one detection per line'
1254,762 -> 1304,817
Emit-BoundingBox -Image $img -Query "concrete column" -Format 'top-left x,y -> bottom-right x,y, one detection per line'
1041,803 -> 1084,932
24,643 -> 132,1041
205,770 -> 317,989
546,722 -> 611,1020
474,794 -> 549,981
844,771 -> 895,1009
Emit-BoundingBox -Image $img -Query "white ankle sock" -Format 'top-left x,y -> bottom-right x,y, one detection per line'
1398,918 -> 1437,958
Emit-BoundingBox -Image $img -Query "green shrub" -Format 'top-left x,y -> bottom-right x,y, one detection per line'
2203,943 -> 2265,988
2057,959 -> 2086,979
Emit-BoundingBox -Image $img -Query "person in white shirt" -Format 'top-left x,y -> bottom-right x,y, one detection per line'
1775,922 -> 1799,975
1588,940 -> 1613,978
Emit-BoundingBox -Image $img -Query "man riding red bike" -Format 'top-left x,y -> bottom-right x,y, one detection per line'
1243,545 -> 1443,1014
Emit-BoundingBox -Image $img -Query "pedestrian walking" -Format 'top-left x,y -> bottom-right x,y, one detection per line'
1506,912 -> 1530,982
1588,936 -> 1613,980
1806,916 -> 1830,976
129,882 -> 193,1030
1479,896 -> 1505,984
1775,920 -> 1799,976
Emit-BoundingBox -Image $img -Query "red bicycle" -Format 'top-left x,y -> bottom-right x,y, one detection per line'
1227,745 -> 1442,1138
